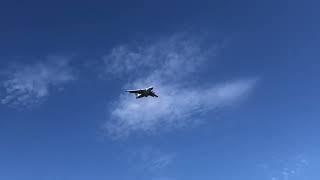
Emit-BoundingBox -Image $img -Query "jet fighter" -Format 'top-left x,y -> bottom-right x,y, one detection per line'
126,87 -> 158,99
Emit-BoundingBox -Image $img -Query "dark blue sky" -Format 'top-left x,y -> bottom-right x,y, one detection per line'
0,1 -> 319,180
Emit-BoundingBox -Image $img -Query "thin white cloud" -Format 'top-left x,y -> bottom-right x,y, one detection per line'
261,154 -> 309,180
1,56 -> 76,107
106,79 -> 256,138
103,34 -> 214,81
129,146 -> 175,173
103,34 -> 258,138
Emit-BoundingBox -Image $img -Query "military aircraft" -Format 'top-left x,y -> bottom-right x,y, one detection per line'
126,87 -> 158,99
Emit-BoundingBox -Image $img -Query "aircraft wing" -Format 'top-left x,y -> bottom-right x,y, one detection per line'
126,89 -> 144,94
151,92 -> 158,97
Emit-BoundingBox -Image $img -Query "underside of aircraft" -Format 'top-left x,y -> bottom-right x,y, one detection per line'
126,87 -> 159,99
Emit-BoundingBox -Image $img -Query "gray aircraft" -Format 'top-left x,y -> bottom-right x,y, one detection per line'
126,87 -> 159,99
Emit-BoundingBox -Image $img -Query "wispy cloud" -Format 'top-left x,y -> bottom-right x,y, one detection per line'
106,79 -> 257,138
129,146 -> 175,173
103,34 -> 214,81
261,154 -> 309,180
103,34 -> 258,138
1,56 -> 76,107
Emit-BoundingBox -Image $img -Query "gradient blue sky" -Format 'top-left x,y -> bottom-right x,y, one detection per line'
0,0 -> 319,180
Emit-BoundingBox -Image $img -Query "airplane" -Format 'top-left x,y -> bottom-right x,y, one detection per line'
126,86 -> 159,99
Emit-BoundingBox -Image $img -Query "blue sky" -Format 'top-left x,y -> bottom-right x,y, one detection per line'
0,0 -> 319,180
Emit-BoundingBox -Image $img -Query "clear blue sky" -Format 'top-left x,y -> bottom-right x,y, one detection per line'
0,0 -> 319,180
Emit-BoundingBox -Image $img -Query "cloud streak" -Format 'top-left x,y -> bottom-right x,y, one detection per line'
129,146 -> 175,173
261,154 -> 309,180
1,56 -> 76,107
103,34 -> 257,138
106,79 -> 256,138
